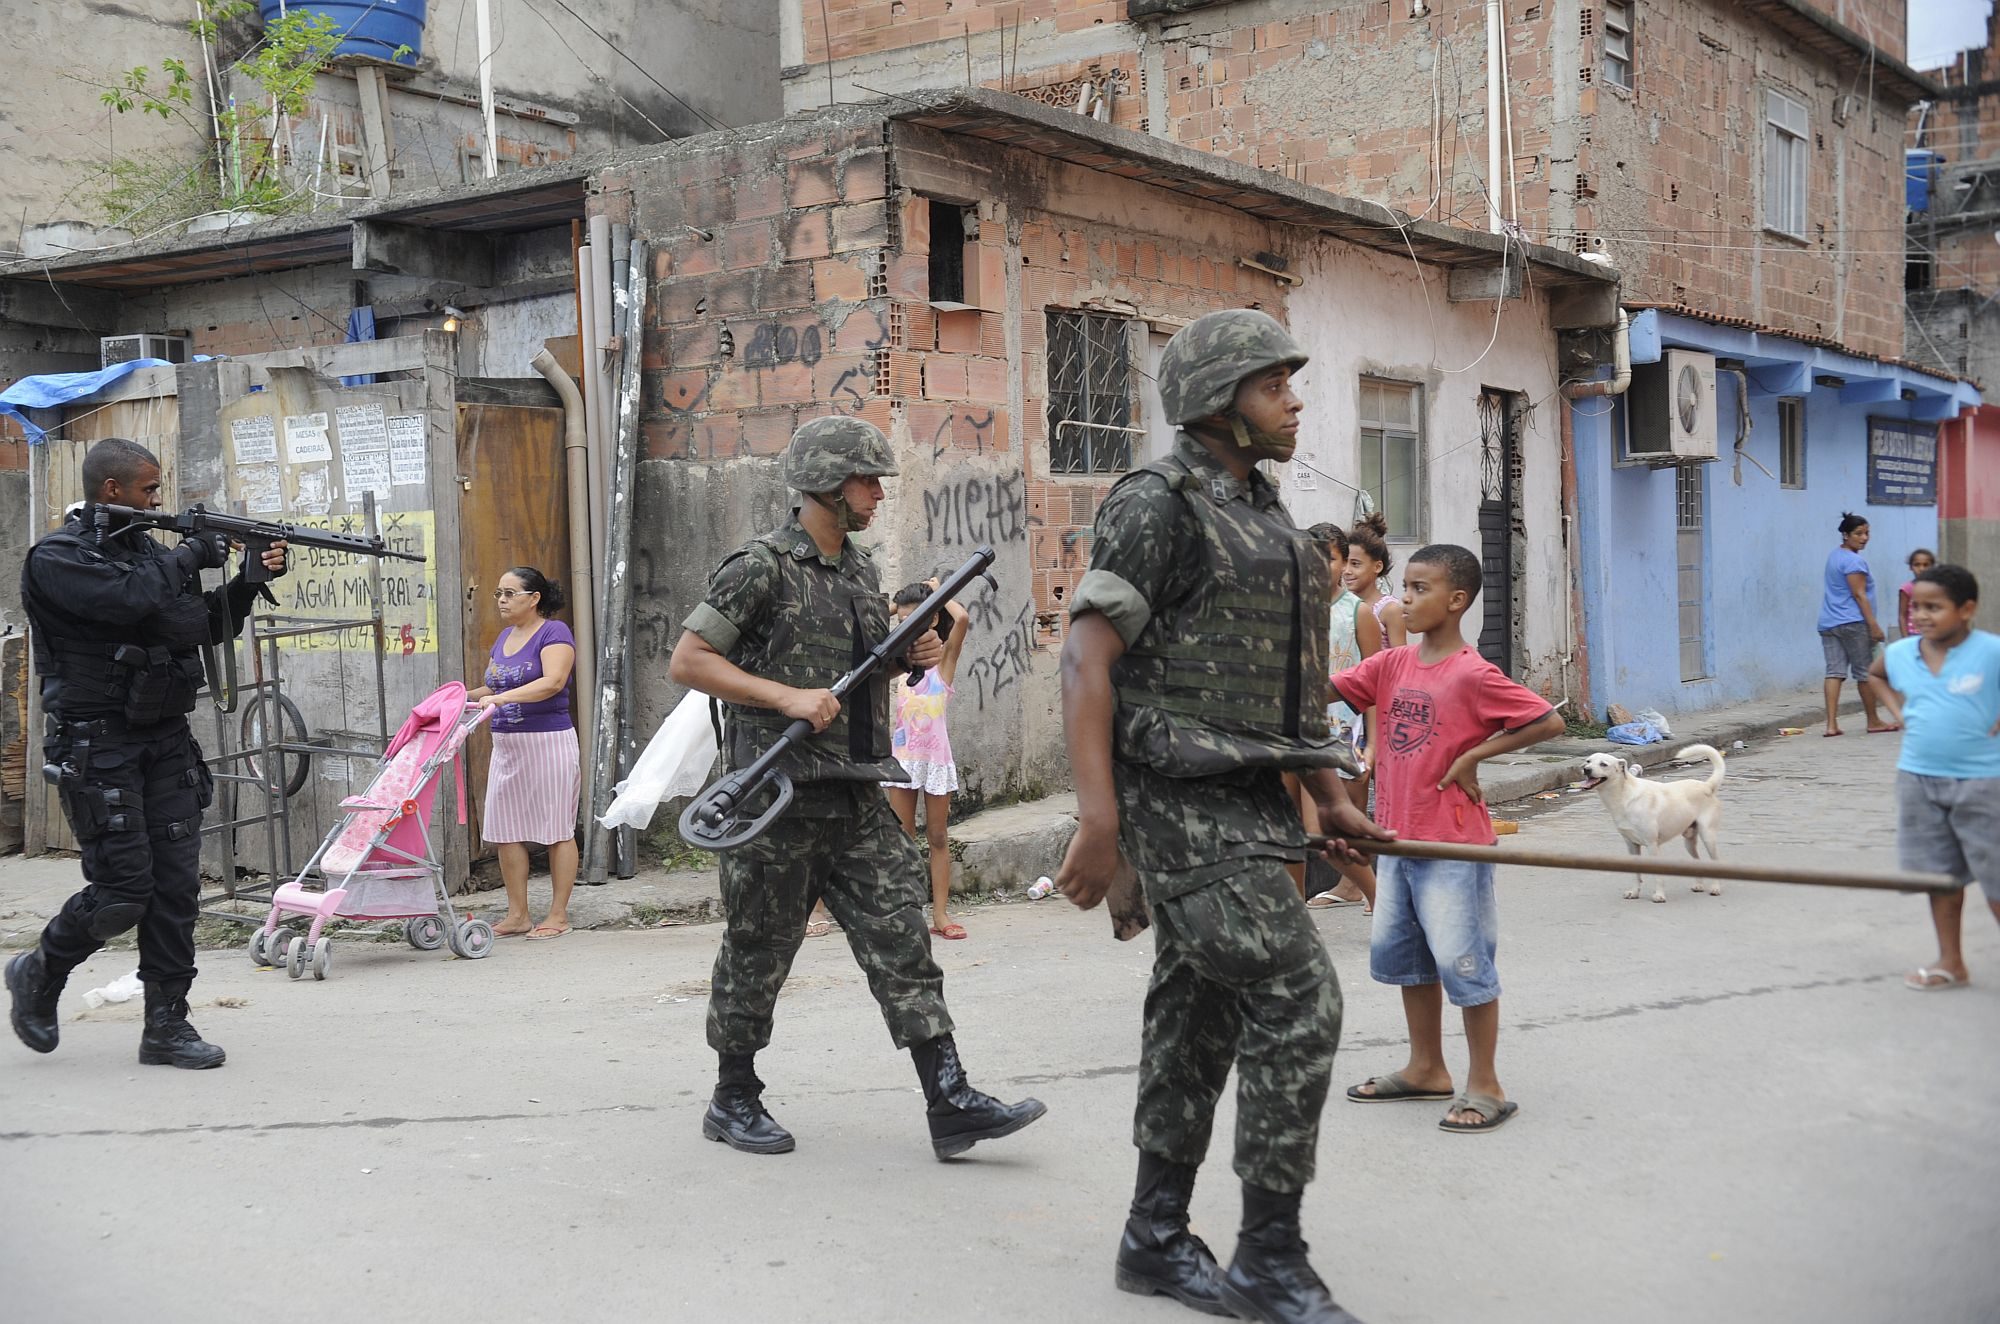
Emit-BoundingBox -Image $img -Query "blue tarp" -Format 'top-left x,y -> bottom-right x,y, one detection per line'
0,358 -> 175,444
341,306 -> 378,387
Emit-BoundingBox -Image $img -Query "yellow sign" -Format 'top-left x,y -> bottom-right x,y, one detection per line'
267,510 -> 439,655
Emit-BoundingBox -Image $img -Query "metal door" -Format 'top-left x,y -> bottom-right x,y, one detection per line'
1676,463 -> 1710,681
1476,390 -> 1522,676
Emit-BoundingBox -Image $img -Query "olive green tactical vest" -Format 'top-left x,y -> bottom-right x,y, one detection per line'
722,523 -> 901,784
1110,450 -> 1342,777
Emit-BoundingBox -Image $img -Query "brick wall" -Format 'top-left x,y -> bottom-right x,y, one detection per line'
792,0 -> 1911,359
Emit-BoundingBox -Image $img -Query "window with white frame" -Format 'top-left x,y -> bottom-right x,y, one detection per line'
1764,89 -> 1809,238
1778,397 -> 1806,488
1603,2 -> 1633,89
1358,378 -> 1424,540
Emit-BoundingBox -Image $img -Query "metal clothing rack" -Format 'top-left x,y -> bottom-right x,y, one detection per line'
198,495 -> 394,923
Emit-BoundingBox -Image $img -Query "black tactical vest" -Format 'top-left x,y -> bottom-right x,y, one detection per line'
721,523 -> 902,785
1110,451 -> 1343,777
24,519 -> 213,726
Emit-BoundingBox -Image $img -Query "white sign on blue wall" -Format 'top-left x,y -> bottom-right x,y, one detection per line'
1867,418 -> 1938,506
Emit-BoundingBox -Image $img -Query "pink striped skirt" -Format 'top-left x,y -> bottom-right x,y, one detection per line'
482,727 -> 580,846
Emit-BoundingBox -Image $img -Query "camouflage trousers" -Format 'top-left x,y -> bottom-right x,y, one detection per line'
708,783 -> 954,1055
1135,856 -> 1343,1194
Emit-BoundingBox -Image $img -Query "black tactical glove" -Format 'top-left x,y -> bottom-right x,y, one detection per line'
175,530 -> 231,574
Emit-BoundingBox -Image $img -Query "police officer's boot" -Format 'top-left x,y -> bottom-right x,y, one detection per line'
6,948 -> 66,1054
1113,1151 -> 1232,1315
137,981 -> 227,1069
910,1033 -> 1047,1159
1217,1183 -> 1364,1324
702,1052 -> 796,1154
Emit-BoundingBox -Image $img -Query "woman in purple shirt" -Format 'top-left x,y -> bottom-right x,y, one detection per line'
468,566 -> 579,939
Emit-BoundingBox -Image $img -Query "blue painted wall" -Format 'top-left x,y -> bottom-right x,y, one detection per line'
1574,312 -> 1981,718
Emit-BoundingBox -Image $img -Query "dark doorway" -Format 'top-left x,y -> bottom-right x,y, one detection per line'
1476,389 -> 1525,676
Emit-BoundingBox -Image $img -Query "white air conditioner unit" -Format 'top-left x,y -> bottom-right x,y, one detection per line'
100,333 -> 189,369
1624,348 -> 1718,464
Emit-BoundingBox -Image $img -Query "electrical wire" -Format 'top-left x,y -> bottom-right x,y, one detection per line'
528,0 -> 728,132
516,0 -> 683,141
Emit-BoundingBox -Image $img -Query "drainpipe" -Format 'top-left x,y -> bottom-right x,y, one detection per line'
532,347 -> 598,827
1486,0 -> 1505,233
1558,309 -> 1631,719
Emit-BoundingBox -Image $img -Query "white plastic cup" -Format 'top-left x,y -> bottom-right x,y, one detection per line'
1027,876 -> 1056,899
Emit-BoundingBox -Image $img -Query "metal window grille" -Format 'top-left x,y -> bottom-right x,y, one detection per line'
1358,377 -> 1424,539
1603,1 -> 1632,88
1047,310 -> 1135,474
1778,397 -> 1806,488
1675,464 -> 1709,682
1764,89 -> 1809,237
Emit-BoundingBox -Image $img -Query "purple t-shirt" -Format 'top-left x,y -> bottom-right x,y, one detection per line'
484,618 -> 575,733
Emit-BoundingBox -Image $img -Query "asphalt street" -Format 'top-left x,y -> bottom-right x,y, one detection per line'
2,730 -> 1996,1323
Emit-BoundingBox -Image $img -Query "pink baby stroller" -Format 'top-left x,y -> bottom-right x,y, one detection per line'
249,682 -> 497,980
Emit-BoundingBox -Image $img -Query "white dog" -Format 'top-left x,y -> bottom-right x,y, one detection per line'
1578,745 -> 1725,903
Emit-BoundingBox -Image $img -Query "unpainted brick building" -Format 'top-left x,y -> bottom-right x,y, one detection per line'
779,0 -> 1924,362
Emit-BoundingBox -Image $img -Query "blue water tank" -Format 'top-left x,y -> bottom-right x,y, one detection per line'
258,1 -> 426,67
1907,149 -> 1943,213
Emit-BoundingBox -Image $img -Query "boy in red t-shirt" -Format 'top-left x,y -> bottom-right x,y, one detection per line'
1329,544 -> 1564,1134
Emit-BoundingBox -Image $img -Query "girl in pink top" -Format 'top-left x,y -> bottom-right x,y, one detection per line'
884,580 -> 972,939
1899,547 -> 1936,639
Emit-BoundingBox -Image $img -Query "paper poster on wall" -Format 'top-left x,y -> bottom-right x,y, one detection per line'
387,413 -> 428,486
1292,464 -> 1318,491
294,466 -> 333,515
334,403 -> 389,451
230,415 -> 278,464
237,463 -> 284,514
273,510 -> 437,655
335,402 -> 393,507
284,412 -> 332,463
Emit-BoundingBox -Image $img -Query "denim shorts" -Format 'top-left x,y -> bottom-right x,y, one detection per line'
1898,771 -> 2000,904
1819,621 -> 1872,681
1369,856 -> 1501,1007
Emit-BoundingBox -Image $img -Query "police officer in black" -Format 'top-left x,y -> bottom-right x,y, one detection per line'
6,437 -> 288,1068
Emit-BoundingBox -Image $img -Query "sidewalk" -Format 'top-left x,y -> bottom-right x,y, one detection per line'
0,688 -> 1860,947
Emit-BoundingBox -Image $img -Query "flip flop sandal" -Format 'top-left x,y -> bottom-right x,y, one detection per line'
1867,724 -> 1904,734
1439,1092 -> 1519,1133
525,925 -> 570,941
1905,967 -> 1968,991
931,922 -> 968,940
1306,891 -> 1357,909
1346,1071 -> 1455,1103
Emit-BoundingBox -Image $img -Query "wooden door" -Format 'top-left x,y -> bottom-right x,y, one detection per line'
454,402 -> 571,857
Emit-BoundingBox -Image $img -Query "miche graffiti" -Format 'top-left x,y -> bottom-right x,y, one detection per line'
923,471 -> 1026,547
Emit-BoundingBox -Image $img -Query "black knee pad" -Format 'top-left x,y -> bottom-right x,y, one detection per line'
86,900 -> 147,940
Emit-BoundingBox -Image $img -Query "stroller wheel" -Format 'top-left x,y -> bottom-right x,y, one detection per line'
286,936 -> 308,980
310,937 -> 332,981
454,918 -> 496,960
406,916 -> 446,952
247,929 -> 269,966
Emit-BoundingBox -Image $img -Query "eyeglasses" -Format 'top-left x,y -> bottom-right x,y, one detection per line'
493,588 -> 533,601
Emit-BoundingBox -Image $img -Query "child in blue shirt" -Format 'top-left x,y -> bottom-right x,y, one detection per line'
1868,564 -> 2000,991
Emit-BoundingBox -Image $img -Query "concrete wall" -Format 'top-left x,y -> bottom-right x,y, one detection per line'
1282,238 -> 1570,697
4,0 -> 779,247
1938,405 -> 2000,611
1906,287 -> 2000,389
1574,315 -> 1977,718
782,0 -> 1911,361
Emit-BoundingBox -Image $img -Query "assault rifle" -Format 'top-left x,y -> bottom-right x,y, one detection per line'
679,546 -> 997,852
98,503 -> 427,583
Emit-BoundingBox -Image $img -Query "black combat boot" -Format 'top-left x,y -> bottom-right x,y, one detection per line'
702,1052 -> 796,1154
1217,1183 -> 1364,1324
6,948 -> 66,1054
1113,1151 -> 1232,1316
137,981 -> 227,1069
910,1034 -> 1047,1159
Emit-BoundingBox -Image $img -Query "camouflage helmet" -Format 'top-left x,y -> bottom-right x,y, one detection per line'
782,416 -> 899,493
1157,308 -> 1309,426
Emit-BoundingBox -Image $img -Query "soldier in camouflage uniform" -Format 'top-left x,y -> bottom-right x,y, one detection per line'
667,416 -> 1046,1160
1055,310 -> 1388,1324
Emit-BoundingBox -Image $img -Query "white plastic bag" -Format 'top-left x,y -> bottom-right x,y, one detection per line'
1634,707 -> 1673,739
81,970 -> 143,1009
598,690 -> 720,830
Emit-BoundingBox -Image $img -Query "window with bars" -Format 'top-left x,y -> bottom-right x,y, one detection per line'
1778,397 -> 1806,488
1764,89 -> 1809,238
1047,310 -> 1136,474
1603,1 -> 1633,89
1359,377 -> 1424,540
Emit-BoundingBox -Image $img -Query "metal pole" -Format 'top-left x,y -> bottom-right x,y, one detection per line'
1485,0 -> 1504,233
475,0 -> 499,178
1310,838 -> 1960,895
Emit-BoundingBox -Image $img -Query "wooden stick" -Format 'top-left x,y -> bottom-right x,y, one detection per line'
1311,838 -> 1960,895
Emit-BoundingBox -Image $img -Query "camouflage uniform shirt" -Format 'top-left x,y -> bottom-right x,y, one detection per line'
1070,434 -> 1310,900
